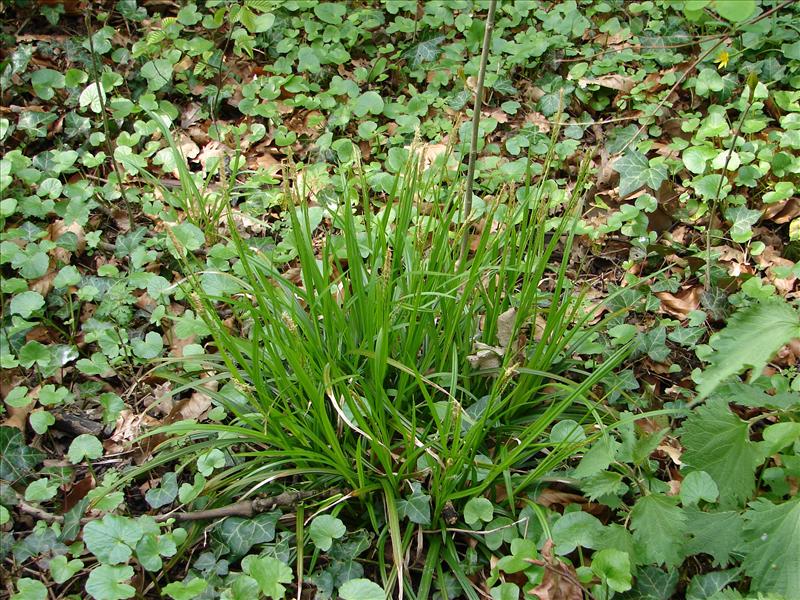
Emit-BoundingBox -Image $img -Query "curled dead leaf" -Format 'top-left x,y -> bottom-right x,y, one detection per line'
578,74 -> 635,94
527,539 -> 583,600
655,285 -> 702,319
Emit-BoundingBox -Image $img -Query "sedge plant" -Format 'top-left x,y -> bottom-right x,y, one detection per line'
131,118 -> 629,598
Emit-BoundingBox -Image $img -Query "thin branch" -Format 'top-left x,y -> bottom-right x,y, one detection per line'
460,0 -> 498,264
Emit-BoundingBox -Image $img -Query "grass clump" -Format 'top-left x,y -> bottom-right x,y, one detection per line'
144,129 -> 626,597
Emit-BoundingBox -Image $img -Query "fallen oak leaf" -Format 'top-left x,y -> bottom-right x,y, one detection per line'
526,539 -> 584,600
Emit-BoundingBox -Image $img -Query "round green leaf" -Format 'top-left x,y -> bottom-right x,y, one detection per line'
464,497 -> 494,526
85,564 -> 136,600
339,579 -> 386,600
68,434 -> 104,464
11,578 -> 47,600
162,579 -> 207,600
680,470 -> 719,506
591,548 -> 632,592
353,91 -> 384,118
10,291 -> 45,318
50,555 -> 85,584
309,514 -> 347,551
713,0 -> 756,22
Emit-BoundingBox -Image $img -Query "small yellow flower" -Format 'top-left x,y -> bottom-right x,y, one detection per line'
715,50 -> 730,70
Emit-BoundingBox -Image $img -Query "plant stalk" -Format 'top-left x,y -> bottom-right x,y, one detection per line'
460,0 -> 498,264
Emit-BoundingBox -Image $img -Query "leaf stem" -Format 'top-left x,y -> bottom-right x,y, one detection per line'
460,0 -> 498,264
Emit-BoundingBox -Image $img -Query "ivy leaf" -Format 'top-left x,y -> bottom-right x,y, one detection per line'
85,564 -> 136,600
686,570 -> 739,600
397,486 -> 431,525
241,555 -> 293,599
684,507 -> 745,567
741,497 -> 800,598
140,59 -> 173,92
162,579 -> 207,600
339,579 -> 386,600
464,497 -> 494,526
0,426 -> 45,482
679,400 -> 764,508
407,36 -> 445,68
214,512 -> 279,557
309,514 -> 347,551
724,206 -> 762,243
630,494 -> 687,567
145,472 -> 179,509
613,150 -> 668,198
693,299 -> 800,401
620,566 -> 679,600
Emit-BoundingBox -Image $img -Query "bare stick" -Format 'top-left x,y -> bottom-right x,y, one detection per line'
460,0 -> 498,264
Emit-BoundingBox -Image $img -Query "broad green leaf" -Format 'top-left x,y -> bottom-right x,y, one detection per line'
713,0 -> 755,22
680,400 -> 764,507
68,434 -> 104,464
83,514 -> 144,564
196,448 -> 225,476
29,410 -> 55,435
163,579 -> 207,600
313,3 -> 346,25
214,511 -> 279,556
172,222 -> 205,252
464,497 -> 494,526
132,331 -> 163,359
685,507 -> 745,567
630,494 -> 687,567
339,579 -> 386,600
50,555 -> 84,584
724,206 -> 761,243
241,555 -> 293,599
141,59 -> 173,91
54,265 -> 81,288
145,471 -> 179,508
11,578 -> 47,600
490,583 -> 520,600
742,497 -> 800,598
552,510 -> 604,555
612,150 -> 668,198
30,68 -> 65,100
297,47 -> 321,73
574,435 -> 620,478
592,548 -> 632,592
686,570 -> 739,600
397,488 -> 431,525
85,564 -> 136,600
79,82 -> 106,113
680,471 -> 719,506
762,422 -> 800,453
550,419 -> 586,444
178,473 -> 206,504
353,91 -> 385,118
309,514 -> 347,551
693,299 -> 800,401
624,565 -> 679,600
24,477 -> 57,502
10,291 -> 44,318
0,426 -> 45,482
136,532 -> 177,571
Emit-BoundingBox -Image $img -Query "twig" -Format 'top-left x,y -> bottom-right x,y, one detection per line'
459,0 -> 497,264
84,9 -> 135,227
156,488 -> 344,522
704,74 -> 758,291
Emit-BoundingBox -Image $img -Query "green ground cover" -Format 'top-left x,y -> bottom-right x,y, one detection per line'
1,1 -> 800,598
